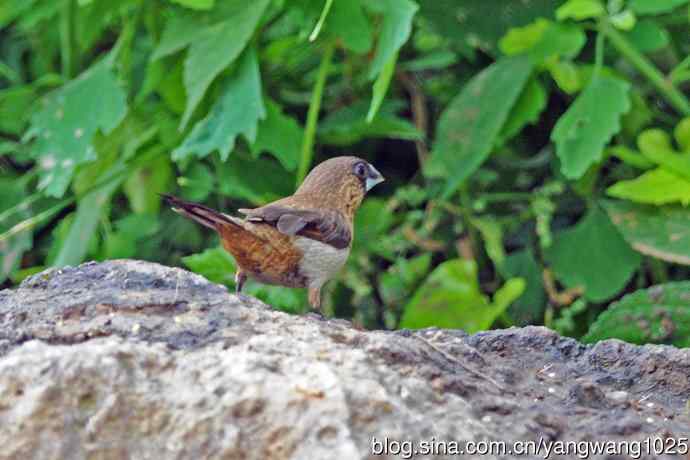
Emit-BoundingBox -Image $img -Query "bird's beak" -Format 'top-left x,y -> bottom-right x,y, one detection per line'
365,165 -> 385,192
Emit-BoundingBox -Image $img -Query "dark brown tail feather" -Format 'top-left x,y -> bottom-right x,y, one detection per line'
160,194 -> 236,230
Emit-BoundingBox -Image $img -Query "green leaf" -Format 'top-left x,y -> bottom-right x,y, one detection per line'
544,205 -> 641,302
500,249 -> 546,326
367,53 -> 397,122
607,168 -> 690,205
426,55 -> 533,197
628,0 -> 689,15
324,0 -> 372,53
182,246 -> 237,285
471,217 -> 505,270
583,282 -> 690,346
547,60 -> 582,94
603,199 -> 690,265
180,0 -> 269,128
0,85 -> 35,135
169,0 -> 215,10
124,153 -> 173,214
217,154 -> 294,205
173,47 -> 266,161
318,100 -> 420,146
379,254 -> 432,306
609,9 -> 636,31
556,0 -> 605,21
674,117 -> 690,152
151,14 -> 209,61
500,19 -> 586,64
24,59 -> 128,197
498,19 -> 549,55
497,77 -> 547,144
551,75 -> 631,179
607,145 -> 655,169
399,50 -> 458,72
180,161 -> 214,202
250,99 -> 302,171
417,0 -> 558,55
352,198 -> 396,257
53,178 -> 122,267
637,128 -> 690,180
115,213 -> 160,241
400,259 -> 525,332
366,0 -> 418,79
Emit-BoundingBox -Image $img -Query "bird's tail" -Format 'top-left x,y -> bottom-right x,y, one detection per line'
160,194 -> 237,230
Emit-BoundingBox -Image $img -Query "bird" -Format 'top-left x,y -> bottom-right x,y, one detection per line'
162,156 -> 384,311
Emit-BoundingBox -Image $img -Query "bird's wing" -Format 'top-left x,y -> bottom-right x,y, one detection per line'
239,204 -> 351,250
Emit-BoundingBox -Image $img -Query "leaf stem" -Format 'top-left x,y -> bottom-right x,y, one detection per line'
670,54 -> 690,83
297,41 -> 335,187
593,28 -> 605,79
309,0 -> 334,42
602,23 -> 690,116
59,0 -> 77,79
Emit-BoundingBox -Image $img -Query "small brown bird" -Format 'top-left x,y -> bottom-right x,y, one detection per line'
163,156 -> 384,310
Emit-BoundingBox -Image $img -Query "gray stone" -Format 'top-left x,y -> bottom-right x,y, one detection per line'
0,260 -> 688,459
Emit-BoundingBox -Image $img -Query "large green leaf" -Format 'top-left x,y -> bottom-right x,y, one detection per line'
24,58 -> 127,197
555,0 -> 605,20
179,0 -> 269,128
583,282 -> 690,347
324,0 -> 372,53
217,154 -> 294,205
603,200 -> 690,265
551,75 -> 630,179
169,0 -> 215,10
544,205 -> 641,302
628,0 -> 689,14
400,259 -> 525,332
418,0 -> 558,56
499,19 -> 586,64
250,99 -> 302,171
173,47 -> 265,161
626,19 -> 670,53
607,168 -> 690,205
365,0 -> 418,79
426,55 -> 533,197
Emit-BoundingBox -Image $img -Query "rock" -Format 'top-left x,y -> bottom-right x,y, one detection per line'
0,260 -> 688,459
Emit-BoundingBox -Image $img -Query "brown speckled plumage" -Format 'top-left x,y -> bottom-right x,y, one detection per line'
162,156 -> 384,310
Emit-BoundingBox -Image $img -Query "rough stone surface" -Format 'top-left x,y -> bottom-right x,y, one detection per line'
0,260 -> 688,460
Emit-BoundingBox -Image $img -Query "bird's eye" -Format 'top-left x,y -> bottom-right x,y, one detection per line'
354,162 -> 368,178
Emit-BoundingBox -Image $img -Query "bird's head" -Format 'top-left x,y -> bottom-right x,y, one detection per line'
296,156 -> 384,215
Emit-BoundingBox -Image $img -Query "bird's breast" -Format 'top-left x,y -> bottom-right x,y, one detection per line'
293,237 -> 350,289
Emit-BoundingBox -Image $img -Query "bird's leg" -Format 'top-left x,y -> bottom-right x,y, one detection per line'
235,270 -> 247,293
306,287 -> 326,320
308,287 -> 321,311
235,270 -> 251,303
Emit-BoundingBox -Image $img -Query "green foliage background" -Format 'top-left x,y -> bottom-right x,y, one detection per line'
2,0 -> 690,346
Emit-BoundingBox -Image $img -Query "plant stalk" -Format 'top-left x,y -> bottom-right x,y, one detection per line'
296,41 -> 335,187
60,0 -> 78,79
602,23 -> 690,116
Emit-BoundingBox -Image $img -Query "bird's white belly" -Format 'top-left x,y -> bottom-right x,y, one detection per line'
294,237 -> 350,289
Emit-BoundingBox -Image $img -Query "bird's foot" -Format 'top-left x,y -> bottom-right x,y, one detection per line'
305,310 -> 327,321
235,293 -> 253,304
